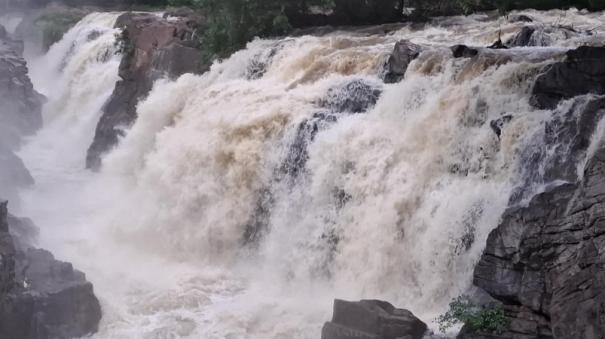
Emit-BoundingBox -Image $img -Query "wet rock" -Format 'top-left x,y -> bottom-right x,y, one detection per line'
0,25 -> 42,202
508,14 -> 534,23
489,115 -> 513,139
487,38 -> 507,50
0,202 -> 102,339
319,80 -> 382,114
532,46 -> 605,109
321,299 -> 428,339
383,40 -> 421,84
451,45 -> 479,58
86,12 -> 206,170
0,26 -> 43,149
508,26 -> 536,47
469,95 -> 605,337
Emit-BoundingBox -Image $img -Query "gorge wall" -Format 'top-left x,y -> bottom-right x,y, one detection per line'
0,22 -> 101,339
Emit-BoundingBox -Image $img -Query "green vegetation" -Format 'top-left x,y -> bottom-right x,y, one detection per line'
437,295 -> 509,334
167,0 -> 335,62
34,10 -> 85,50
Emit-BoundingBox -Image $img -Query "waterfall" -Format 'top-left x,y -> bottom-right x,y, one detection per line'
16,8 -> 605,339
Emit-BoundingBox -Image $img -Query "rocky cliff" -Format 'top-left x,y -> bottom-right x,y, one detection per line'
461,47 -> 605,339
86,10 -> 206,169
0,25 -> 102,339
0,25 -> 42,203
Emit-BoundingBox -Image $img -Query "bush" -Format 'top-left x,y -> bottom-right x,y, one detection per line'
437,296 -> 509,334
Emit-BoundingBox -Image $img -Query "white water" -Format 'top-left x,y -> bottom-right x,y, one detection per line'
14,9 -> 605,339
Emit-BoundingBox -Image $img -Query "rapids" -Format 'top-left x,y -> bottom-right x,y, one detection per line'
12,8 -> 605,339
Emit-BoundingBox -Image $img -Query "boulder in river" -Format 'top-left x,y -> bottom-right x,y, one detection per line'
321,299 -> 428,339
383,40 -> 422,84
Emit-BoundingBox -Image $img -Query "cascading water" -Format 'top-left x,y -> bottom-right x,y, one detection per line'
14,8 -> 605,339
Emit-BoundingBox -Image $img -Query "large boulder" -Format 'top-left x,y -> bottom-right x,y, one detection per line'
531,46 -> 605,109
86,11 -> 206,170
0,202 -> 102,339
321,299 -> 427,339
383,40 -> 422,84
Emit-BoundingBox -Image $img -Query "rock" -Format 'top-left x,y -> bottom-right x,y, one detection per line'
508,26 -> 536,47
489,114 -> 512,139
319,80 -> 382,114
383,40 -> 422,83
86,12 -> 206,170
508,25 -> 582,48
531,46 -> 605,109
0,202 -> 102,339
321,299 -> 427,339
508,14 -> 534,23
0,27 -> 43,149
469,94 -> 605,337
0,25 -> 42,202
487,39 -> 507,50
451,45 -> 479,58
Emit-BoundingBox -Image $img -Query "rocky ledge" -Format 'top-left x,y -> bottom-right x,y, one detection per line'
86,9 -> 207,170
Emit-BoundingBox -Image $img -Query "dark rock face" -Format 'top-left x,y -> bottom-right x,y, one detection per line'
321,299 -> 427,339
508,26 -> 536,47
86,12 -> 206,170
0,25 -> 43,202
0,202 -> 102,339
383,40 -> 421,84
508,26 -> 582,48
532,46 -> 605,109
0,27 -> 43,149
451,45 -> 479,58
466,90 -> 605,337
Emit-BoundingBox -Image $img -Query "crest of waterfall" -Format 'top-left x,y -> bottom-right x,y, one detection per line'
16,8 -> 605,339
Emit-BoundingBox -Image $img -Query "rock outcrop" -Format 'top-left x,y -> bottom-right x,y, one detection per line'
86,11 -> 206,169
383,40 -> 421,84
531,46 -> 605,109
0,25 -> 43,202
463,47 -> 605,339
321,299 -> 427,339
0,202 -> 102,339
0,26 -> 43,149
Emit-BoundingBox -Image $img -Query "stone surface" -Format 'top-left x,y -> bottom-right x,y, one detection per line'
0,202 -> 102,339
507,25 -> 582,48
531,46 -> 605,109
0,26 -> 43,149
0,25 -> 42,202
466,93 -> 605,337
451,45 -> 479,58
383,40 -> 421,83
86,11 -> 206,170
321,299 -> 427,339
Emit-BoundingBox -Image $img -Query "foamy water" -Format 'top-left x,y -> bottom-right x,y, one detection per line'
13,8 -> 605,338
